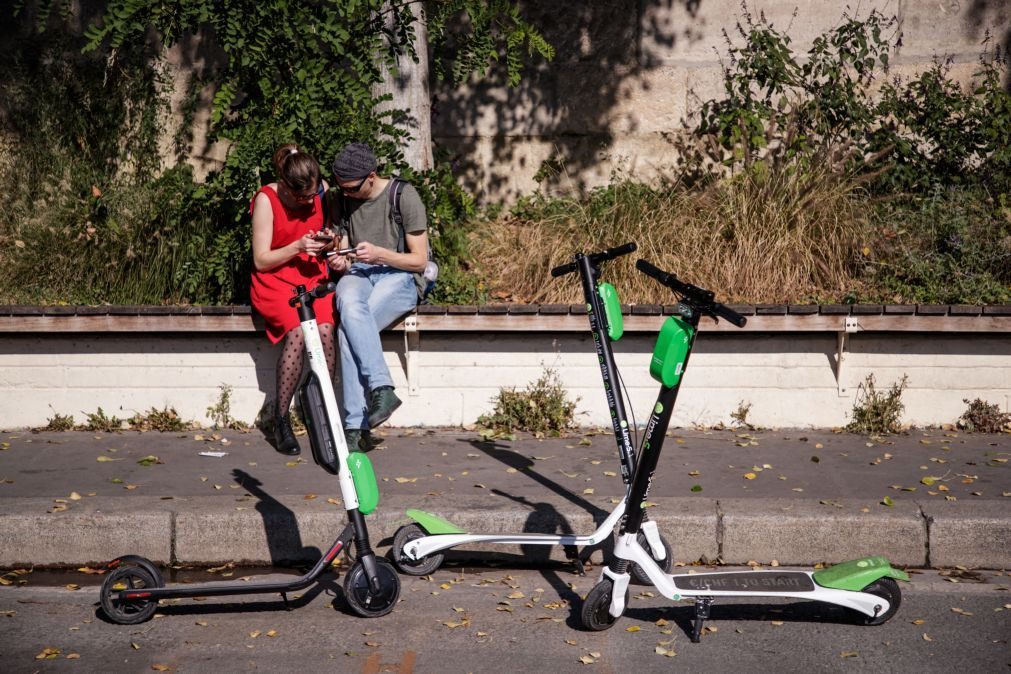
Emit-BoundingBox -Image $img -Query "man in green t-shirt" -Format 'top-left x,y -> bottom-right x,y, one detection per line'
326,143 -> 428,451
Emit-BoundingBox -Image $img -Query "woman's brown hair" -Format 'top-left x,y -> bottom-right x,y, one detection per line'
272,144 -> 321,194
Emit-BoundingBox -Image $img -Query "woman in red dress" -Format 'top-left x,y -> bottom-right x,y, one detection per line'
251,144 -> 336,455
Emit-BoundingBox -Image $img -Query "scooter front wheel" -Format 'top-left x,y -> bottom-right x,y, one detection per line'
391,523 -> 445,576
853,577 -> 902,626
627,531 -> 674,585
580,578 -> 628,631
343,557 -> 401,618
100,566 -> 159,625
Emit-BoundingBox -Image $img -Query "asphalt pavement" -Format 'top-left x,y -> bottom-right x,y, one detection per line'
0,426 -> 1008,570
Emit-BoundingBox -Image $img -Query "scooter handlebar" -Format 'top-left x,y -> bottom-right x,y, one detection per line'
635,259 -> 747,328
312,282 -> 337,299
551,242 -> 637,278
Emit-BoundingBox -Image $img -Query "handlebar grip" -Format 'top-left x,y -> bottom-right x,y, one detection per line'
713,302 -> 747,328
550,262 -> 577,278
311,282 -> 337,298
635,258 -> 670,284
599,242 -> 637,261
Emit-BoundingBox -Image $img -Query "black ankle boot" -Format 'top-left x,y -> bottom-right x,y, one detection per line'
274,415 -> 301,456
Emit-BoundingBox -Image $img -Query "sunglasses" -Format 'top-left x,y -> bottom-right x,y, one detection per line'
339,174 -> 371,195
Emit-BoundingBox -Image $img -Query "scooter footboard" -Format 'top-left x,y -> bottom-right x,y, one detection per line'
298,373 -> 339,475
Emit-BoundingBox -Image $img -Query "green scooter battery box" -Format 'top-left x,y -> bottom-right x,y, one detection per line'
650,316 -> 693,387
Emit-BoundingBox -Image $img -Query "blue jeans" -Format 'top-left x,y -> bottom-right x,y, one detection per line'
335,264 -> 417,429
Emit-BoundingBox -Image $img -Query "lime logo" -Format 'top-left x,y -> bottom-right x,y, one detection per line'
586,303 -> 592,312
857,560 -> 869,568
620,420 -> 627,428
654,402 -> 664,414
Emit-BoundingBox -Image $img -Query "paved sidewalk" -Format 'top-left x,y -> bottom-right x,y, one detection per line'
0,427 -> 1007,569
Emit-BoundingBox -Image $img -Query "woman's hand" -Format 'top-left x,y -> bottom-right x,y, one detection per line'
295,232 -> 327,257
327,252 -> 350,274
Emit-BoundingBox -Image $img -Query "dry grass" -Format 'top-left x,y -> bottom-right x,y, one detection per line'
475,163 -> 871,304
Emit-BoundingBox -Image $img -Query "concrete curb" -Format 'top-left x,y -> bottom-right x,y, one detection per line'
1,495 -> 1007,569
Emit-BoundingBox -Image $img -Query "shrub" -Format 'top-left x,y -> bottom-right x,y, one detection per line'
83,407 -> 124,433
44,412 -> 75,432
128,407 -> 190,432
206,384 -> 248,431
477,368 -> 578,435
957,398 -> 1011,433
846,374 -> 908,434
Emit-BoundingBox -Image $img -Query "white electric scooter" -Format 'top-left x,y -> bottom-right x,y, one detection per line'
581,260 -> 909,641
390,244 -> 672,581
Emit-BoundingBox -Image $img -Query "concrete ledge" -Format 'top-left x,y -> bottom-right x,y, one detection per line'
2,495 -> 1007,569
719,498 -> 927,567
921,500 -> 1011,570
0,499 -> 173,567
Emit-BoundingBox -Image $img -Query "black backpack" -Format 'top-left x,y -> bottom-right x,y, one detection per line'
331,177 -> 436,302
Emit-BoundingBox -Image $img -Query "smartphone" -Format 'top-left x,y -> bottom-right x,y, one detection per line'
312,234 -> 334,243
327,247 -> 356,257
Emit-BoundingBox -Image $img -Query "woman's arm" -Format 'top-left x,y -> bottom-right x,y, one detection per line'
251,192 -> 325,272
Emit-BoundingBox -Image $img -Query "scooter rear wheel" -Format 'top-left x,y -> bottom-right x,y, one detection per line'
391,523 -> 445,576
100,566 -> 159,625
853,577 -> 902,626
343,557 -> 401,618
628,531 -> 674,585
580,578 -> 628,631
106,555 -> 164,587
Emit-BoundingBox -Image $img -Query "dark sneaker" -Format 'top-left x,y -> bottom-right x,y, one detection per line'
344,429 -> 363,452
274,415 -> 300,456
344,429 -> 383,453
367,386 -> 402,429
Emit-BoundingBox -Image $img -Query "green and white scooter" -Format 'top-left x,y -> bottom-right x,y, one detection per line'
99,282 -> 400,623
390,243 -> 673,580
580,260 -> 909,641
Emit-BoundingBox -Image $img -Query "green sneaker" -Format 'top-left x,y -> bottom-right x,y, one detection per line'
367,386 -> 402,429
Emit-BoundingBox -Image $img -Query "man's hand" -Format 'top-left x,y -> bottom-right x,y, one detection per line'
352,241 -> 386,264
327,252 -> 350,273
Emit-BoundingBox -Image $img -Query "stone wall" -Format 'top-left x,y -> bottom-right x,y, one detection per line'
430,0 -> 1011,200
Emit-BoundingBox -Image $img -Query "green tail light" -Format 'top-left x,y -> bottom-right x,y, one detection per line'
348,451 -> 379,515
650,316 -> 693,387
597,282 -> 624,342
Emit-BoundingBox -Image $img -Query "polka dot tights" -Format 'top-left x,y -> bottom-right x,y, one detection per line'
275,322 -> 337,418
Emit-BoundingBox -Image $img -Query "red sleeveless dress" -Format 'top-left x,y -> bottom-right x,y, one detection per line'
250,185 -> 336,343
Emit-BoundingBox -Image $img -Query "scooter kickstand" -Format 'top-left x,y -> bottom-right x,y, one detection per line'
691,596 -> 713,643
564,545 -> 585,576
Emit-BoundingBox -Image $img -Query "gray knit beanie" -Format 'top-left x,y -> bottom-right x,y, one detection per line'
331,142 -> 378,180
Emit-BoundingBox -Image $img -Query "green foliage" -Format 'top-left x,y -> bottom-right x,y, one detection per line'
477,368 -> 578,435
846,374 -> 908,435
3,1 -> 550,305
206,384 -> 246,430
83,407 -> 124,433
428,0 -> 555,86
957,398 -> 1011,433
128,407 -> 190,432
694,8 -> 1011,197
862,189 -> 1011,304
44,412 -> 75,432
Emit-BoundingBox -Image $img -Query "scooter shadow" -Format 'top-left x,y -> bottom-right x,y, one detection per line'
94,574 -> 343,623
616,598 -> 857,638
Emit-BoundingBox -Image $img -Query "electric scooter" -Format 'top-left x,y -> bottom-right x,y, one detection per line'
389,243 -> 673,581
581,260 -> 909,641
99,282 -> 401,624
